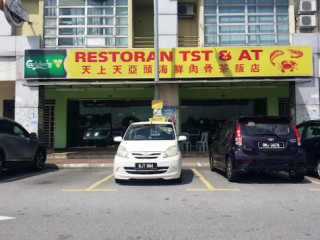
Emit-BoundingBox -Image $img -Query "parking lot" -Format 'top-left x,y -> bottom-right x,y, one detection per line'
1,166 -> 320,240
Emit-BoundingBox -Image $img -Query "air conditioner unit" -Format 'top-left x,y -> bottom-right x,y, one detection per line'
299,15 -> 316,28
298,0 -> 317,14
178,3 -> 195,18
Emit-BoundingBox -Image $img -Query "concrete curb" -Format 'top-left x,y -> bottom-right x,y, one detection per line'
48,162 -> 210,169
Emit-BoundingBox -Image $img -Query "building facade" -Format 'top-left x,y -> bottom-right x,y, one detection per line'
1,0 -> 319,150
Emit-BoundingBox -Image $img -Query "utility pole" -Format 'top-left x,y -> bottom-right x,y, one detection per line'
153,0 -> 161,117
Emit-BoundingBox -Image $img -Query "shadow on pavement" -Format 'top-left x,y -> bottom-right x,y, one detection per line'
115,169 -> 195,186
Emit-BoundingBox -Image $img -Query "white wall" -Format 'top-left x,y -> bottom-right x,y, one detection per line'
0,35 -> 41,133
293,33 -> 320,123
0,12 -> 12,36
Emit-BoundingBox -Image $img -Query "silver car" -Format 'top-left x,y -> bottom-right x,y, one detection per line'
0,117 -> 46,174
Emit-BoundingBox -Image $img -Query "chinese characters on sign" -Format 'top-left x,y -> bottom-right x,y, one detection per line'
25,46 -> 313,79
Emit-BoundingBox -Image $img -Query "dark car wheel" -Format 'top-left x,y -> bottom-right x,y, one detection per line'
33,149 -> 46,171
0,155 -> 3,177
226,157 -> 238,182
317,160 -> 320,179
115,178 -> 125,184
289,170 -> 305,183
209,152 -> 215,172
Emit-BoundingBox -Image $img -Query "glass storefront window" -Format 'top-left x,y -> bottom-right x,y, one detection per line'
180,99 -> 267,145
67,100 -> 152,147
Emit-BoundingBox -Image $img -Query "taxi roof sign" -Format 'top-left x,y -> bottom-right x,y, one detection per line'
149,117 -> 166,122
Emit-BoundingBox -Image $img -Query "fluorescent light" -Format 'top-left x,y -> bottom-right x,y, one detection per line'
56,87 -> 145,91
188,86 -> 277,90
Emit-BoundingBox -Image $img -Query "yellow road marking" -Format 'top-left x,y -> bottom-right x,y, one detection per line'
87,174 -> 115,190
307,178 -> 320,185
62,189 -> 117,192
306,178 -> 320,191
191,168 -> 215,190
62,173 -> 117,192
186,168 -> 239,191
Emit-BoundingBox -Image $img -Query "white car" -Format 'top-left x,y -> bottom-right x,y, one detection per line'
113,121 -> 187,183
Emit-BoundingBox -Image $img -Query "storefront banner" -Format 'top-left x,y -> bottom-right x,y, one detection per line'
25,46 -> 313,79
162,106 -> 176,125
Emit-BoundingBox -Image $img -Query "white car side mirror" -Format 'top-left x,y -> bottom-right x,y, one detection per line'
114,136 -> 123,142
178,135 -> 187,141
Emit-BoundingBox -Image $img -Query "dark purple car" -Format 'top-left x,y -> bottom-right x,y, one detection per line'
209,116 -> 307,182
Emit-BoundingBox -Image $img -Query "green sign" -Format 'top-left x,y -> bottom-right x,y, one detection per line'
25,50 -> 67,79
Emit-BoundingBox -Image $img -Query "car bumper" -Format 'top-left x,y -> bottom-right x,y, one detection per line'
113,153 -> 182,180
233,149 -> 308,174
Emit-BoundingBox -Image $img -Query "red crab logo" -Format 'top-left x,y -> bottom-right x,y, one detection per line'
270,49 -> 303,73
278,60 -> 298,73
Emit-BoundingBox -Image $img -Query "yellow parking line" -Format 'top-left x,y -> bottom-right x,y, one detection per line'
191,168 -> 215,190
62,173 -> 117,192
62,189 -> 117,192
307,178 -> 320,185
186,168 -> 239,192
87,174 -> 115,190
306,178 -> 320,191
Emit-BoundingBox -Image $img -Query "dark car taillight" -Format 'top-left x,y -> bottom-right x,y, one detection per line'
291,124 -> 301,146
235,124 -> 242,146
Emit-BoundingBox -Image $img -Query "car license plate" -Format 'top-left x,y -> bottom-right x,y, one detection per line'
258,142 -> 284,149
135,163 -> 157,170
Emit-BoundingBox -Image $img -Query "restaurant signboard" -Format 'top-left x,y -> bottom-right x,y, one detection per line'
25,46 -> 313,80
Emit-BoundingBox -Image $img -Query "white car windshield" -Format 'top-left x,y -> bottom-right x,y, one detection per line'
124,124 -> 175,140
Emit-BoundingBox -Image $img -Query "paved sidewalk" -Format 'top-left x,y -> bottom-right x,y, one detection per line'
46,150 -> 210,169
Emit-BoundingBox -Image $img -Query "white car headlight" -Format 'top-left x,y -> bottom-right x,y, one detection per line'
164,146 -> 178,158
116,146 -> 129,158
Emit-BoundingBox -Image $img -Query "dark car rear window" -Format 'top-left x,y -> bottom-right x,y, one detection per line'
239,118 -> 294,136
